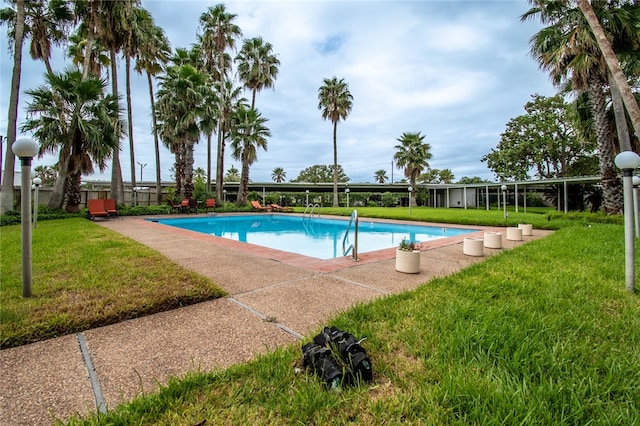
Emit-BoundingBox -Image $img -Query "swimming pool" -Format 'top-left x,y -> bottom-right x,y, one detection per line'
153,214 -> 477,260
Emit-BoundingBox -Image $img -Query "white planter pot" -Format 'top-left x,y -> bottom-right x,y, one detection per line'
506,227 -> 523,241
518,223 -> 533,236
396,249 -> 420,274
483,232 -> 502,249
463,237 -> 484,257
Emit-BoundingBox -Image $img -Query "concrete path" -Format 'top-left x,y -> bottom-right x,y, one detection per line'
0,214 -> 550,425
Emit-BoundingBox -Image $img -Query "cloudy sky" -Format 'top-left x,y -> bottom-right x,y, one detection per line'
1,0 -> 558,184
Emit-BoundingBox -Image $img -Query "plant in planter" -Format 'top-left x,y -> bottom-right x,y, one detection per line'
396,238 -> 421,273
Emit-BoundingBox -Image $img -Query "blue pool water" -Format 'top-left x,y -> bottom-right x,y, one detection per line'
152,214 -> 476,260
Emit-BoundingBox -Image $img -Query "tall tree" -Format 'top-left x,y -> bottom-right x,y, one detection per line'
21,68 -> 123,212
230,106 -> 270,205
235,36 -> 280,109
198,3 -> 242,202
133,14 -> 170,204
318,77 -> 353,207
523,0 -> 640,213
394,132 -> 432,207
577,0 -> 640,137
155,62 -> 206,199
0,0 -> 25,214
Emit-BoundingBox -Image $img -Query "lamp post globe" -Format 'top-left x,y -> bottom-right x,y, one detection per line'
32,177 -> 42,228
614,151 -> 640,292
12,137 -> 39,297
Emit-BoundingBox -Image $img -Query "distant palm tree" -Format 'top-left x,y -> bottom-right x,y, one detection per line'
230,106 -> 271,205
236,36 -> 280,109
225,165 -> 240,182
439,168 -> 455,183
21,68 -> 123,212
272,167 -> 286,183
318,77 -> 353,207
394,132 -> 432,207
374,169 -> 387,183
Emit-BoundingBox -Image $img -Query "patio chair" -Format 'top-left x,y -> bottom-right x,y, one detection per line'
167,199 -> 181,214
103,198 -> 118,216
270,203 -> 293,212
250,200 -> 270,211
188,198 -> 198,213
205,198 -> 216,212
88,199 -> 109,220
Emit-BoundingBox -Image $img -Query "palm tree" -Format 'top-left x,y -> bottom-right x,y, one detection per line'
374,169 -> 387,183
230,106 -> 271,205
235,36 -> 280,109
523,0 -> 639,213
577,0 -> 640,135
439,168 -> 455,183
133,15 -> 170,204
318,77 -> 353,207
198,3 -> 242,203
20,68 -> 123,212
394,132 -> 432,207
155,62 -> 206,199
272,167 -> 286,183
225,165 -> 240,182
0,0 -> 25,214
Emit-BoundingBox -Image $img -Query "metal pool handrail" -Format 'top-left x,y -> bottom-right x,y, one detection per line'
303,203 -> 320,219
342,209 -> 359,261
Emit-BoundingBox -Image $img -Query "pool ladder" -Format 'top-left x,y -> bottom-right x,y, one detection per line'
342,210 -> 359,261
303,203 -> 320,219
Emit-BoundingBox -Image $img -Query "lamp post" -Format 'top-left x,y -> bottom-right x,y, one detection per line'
614,151 -> 640,292
12,137 -> 39,297
633,176 -> 640,239
501,184 -> 507,219
137,162 -> 147,182
408,186 -> 413,215
223,189 -> 226,203
305,189 -> 309,206
345,187 -> 350,208
32,177 -> 42,228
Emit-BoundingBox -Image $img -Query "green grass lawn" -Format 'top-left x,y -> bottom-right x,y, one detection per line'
53,212 -> 638,425
0,218 -> 226,348
2,208 -> 638,424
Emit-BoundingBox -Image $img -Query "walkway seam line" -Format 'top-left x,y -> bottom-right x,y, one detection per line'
228,298 -> 303,340
77,333 -> 107,413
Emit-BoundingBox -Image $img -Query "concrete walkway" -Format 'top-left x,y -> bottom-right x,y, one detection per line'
0,214 -> 550,425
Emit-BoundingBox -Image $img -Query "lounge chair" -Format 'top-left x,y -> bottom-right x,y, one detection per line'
88,199 -> 109,220
188,198 -> 198,213
104,198 -> 118,216
205,198 -> 216,212
250,200 -> 270,211
270,203 -> 293,212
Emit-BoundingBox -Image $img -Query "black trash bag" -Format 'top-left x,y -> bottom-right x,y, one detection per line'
307,325 -> 373,386
302,342 -> 343,389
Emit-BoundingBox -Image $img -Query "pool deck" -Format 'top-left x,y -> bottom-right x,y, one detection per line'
0,214 -> 551,425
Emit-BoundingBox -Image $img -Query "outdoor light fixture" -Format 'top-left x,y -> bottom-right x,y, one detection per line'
615,151 -> 640,292
501,184 -> 507,219
633,175 -> 640,239
32,176 -> 42,228
305,189 -> 309,206
12,137 -> 39,297
408,186 -> 413,215
345,186 -> 350,208
223,189 -> 226,203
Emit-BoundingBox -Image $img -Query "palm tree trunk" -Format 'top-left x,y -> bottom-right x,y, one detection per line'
126,56 -> 136,195
207,132 -> 212,193
147,72 -> 163,205
109,49 -> 124,204
47,155 -> 69,210
65,170 -> 82,213
578,0 -> 640,137
332,121 -> 338,207
183,143 -> 194,198
215,122 -> 225,201
609,71 -> 632,152
588,75 -> 623,214
0,0 -> 25,215
238,151 -> 249,206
